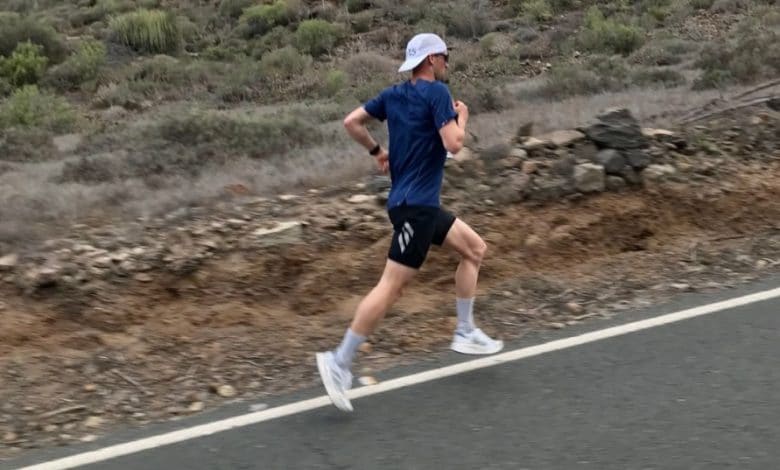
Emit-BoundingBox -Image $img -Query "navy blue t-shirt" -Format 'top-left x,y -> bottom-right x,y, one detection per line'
364,79 -> 458,209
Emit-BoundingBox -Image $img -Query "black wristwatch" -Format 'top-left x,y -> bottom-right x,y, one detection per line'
369,144 -> 381,156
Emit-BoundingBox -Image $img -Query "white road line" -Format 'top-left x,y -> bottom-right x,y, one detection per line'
19,286 -> 780,470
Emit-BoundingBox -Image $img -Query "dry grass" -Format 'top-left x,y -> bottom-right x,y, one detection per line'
467,84 -> 740,146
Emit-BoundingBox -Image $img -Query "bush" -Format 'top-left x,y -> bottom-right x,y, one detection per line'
132,54 -> 189,84
218,0 -> 254,19
294,20 -> 344,57
70,0 -> 130,27
629,38 -> 695,66
0,85 -> 77,132
522,0 -> 554,22
443,0 -> 492,39
689,0 -> 715,9
346,0 -> 371,13
342,52 -> 397,85
578,6 -> 644,56
239,1 -> 291,37
155,111 -> 323,160
693,24 -> 780,89
322,69 -> 347,96
251,26 -> 293,58
109,9 -> 182,54
260,46 -> 312,79
43,39 -> 107,91
630,67 -> 686,88
539,56 -> 629,98
0,127 -> 57,163
0,13 -> 68,64
0,41 -> 48,88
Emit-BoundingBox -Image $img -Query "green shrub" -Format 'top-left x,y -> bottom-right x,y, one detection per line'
510,0 -> 577,15
630,67 -> 686,88
240,1 -> 291,37
0,13 -> 68,64
443,0 -> 492,39
350,10 -> 375,34
132,54 -> 188,84
155,111 -> 322,160
522,0 -> 554,22
629,38 -> 695,66
0,127 -> 57,163
251,26 -> 293,58
109,9 -> 182,54
693,24 -> 780,89
70,0 -> 130,27
346,0 -> 371,13
342,52 -> 397,85
294,20 -> 344,57
218,0 -> 254,19
689,0 -> 715,9
0,85 -> 77,132
260,46 -> 312,79
578,6 -> 644,56
43,39 -> 107,91
322,69 -> 347,95
539,56 -> 630,98
0,41 -> 48,88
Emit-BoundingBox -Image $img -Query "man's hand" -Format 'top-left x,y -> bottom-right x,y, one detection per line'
374,147 -> 389,174
453,100 -> 469,124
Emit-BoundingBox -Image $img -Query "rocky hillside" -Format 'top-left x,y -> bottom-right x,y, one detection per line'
0,0 -> 778,248
1,99 -> 779,457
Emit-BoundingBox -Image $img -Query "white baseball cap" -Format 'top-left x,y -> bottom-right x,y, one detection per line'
398,33 -> 448,73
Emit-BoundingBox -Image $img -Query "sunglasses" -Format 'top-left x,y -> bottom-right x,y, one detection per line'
432,53 -> 449,63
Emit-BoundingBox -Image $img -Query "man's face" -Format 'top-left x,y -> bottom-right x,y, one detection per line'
432,53 -> 449,82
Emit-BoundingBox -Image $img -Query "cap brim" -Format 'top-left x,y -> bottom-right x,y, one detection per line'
398,56 -> 426,73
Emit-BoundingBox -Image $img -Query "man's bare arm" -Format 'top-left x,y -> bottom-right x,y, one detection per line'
343,107 -> 380,151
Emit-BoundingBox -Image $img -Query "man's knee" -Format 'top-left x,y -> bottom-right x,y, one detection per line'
471,238 -> 487,264
377,277 -> 406,301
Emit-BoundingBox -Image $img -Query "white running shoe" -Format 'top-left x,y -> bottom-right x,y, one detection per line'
451,328 -> 504,355
316,351 -> 353,412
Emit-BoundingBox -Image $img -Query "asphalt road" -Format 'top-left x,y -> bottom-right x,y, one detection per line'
8,280 -> 780,470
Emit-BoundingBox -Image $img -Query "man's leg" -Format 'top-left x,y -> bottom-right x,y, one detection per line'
318,206 -> 435,411
441,218 -> 503,354
335,259 -> 418,369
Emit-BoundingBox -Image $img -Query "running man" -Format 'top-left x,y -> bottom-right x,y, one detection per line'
316,33 -> 503,412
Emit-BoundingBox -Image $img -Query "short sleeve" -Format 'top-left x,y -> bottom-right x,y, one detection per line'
429,82 -> 458,130
364,88 -> 388,122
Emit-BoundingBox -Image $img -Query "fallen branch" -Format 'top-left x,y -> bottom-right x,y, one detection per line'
679,95 -> 780,124
112,369 -> 154,396
731,79 -> 780,101
39,405 -> 87,419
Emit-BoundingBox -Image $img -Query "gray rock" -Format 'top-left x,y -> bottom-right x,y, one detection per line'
491,173 -> 531,203
606,176 -> 628,192
643,164 -> 677,181
528,176 -> 575,201
595,149 -> 626,174
572,141 -> 599,161
23,266 -> 60,288
626,149 -> 651,170
620,167 -> 643,185
510,147 -> 528,159
574,163 -> 606,193
550,156 -> 576,177
0,254 -> 18,271
583,108 -> 648,150
252,221 -> 304,247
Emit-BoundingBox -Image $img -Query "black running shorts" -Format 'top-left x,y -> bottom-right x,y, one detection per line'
387,205 -> 456,269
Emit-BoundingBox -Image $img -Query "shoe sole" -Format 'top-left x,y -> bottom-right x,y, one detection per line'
450,340 -> 504,355
316,353 -> 353,412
